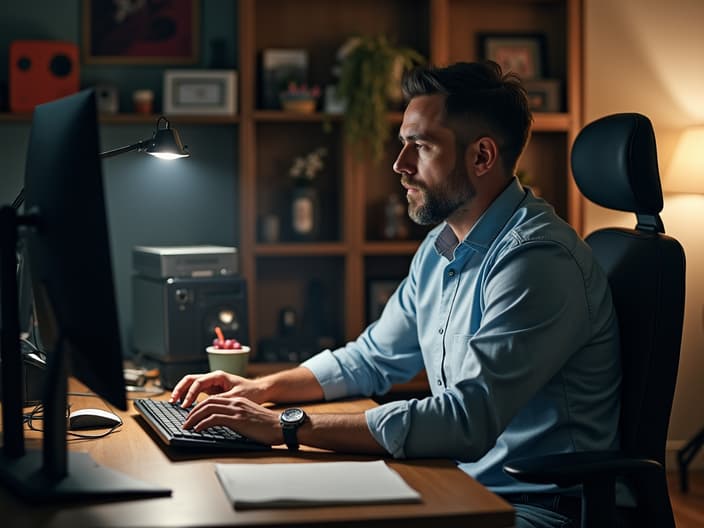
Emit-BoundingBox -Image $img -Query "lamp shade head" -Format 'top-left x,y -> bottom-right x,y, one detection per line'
145,120 -> 190,160
664,126 -> 704,194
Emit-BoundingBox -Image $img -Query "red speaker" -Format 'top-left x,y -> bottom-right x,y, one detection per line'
9,40 -> 80,113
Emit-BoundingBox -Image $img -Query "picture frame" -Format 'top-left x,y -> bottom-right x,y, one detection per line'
163,70 -> 237,115
478,33 -> 546,80
260,49 -> 309,109
82,0 -> 199,65
523,79 -> 562,112
367,279 -> 402,323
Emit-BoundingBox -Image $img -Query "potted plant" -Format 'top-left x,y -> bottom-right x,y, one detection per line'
335,35 -> 424,161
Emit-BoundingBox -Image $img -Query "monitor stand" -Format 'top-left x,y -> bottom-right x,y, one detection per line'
0,205 -> 171,501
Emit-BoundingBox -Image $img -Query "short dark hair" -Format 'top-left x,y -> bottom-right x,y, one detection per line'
402,61 -> 532,175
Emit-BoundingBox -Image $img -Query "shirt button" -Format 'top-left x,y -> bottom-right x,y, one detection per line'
448,269 -> 455,277
437,379 -> 442,386
438,328 -> 444,335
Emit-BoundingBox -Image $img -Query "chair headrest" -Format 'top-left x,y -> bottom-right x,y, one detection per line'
571,113 -> 663,218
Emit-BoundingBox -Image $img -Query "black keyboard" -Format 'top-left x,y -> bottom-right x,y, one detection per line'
134,399 -> 270,451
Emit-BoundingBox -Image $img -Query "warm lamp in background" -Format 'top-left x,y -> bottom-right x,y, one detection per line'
664,126 -> 704,194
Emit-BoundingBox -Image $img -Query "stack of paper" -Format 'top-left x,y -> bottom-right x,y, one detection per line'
215,460 -> 422,510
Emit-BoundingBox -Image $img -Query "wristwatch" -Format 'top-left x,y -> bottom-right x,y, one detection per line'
279,407 -> 307,451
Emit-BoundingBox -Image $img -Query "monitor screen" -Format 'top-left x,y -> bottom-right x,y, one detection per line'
23,89 -> 126,410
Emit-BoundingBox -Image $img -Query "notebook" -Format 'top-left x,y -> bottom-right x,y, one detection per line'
215,460 -> 422,509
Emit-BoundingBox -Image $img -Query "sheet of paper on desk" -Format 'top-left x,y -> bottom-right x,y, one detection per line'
214,460 -> 421,509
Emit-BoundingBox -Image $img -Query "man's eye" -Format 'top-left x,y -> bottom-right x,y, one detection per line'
415,143 -> 426,150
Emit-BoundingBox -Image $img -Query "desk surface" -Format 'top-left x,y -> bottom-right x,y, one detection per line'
1,385 -> 513,528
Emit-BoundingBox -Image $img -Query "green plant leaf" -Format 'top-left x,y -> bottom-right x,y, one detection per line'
336,35 -> 425,162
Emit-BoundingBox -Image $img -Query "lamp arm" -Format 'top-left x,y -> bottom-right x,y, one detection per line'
98,138 -> 152,159
10,138 -> 153,210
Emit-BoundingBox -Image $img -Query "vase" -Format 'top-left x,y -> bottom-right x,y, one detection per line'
290,183 -> 320,240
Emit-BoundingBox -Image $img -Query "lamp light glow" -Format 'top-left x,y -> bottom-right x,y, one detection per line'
664,126 -> 704,194
144,116 -> 190,160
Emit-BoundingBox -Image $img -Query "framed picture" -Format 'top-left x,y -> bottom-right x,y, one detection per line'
367,279 -> 401,323
478,33 -> 546,80
163,70 -> 237,115
82,0 -> 199,64
523,79 -> 562,112
260,49 -> 309,109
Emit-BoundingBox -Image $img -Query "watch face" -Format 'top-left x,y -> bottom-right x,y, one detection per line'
281,408 -> 305,424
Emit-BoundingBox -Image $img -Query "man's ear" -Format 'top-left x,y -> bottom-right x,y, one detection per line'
467,136 -> 499,177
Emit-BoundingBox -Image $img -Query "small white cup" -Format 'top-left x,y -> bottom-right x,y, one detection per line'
206,345 -> 250,377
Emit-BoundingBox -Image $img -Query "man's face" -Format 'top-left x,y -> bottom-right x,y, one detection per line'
393,94 -> 476,225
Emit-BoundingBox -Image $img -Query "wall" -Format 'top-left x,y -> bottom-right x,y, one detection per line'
585,0 -> 704,467
0,1 -> 240,356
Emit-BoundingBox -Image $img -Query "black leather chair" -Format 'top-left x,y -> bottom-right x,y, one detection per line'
504,113 -> 686,528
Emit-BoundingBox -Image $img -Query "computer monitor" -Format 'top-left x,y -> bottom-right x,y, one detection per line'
24,90 -> 125,411
0,90 -> 169,501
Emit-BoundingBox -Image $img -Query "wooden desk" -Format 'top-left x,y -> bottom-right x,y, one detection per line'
1,387 -> 513,527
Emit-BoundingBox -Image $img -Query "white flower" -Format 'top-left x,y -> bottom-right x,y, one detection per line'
290,147 -> 327,181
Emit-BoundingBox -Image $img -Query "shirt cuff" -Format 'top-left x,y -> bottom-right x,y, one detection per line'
300,350 -> 349,401
365,400 -> 411,458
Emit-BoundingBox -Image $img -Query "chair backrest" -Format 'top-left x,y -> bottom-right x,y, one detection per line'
571,113 -> 686,525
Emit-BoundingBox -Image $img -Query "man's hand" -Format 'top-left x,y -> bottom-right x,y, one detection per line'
169,370 -> 268,408
182,395 -> 284,446
169,366 -> 324,408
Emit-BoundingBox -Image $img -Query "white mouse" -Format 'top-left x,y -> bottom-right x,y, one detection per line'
68,408 -> 123,430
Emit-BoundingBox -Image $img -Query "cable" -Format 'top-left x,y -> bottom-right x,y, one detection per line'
25,401 -> 123,440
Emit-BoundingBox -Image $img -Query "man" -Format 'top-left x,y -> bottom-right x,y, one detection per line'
171,62 -> 621,527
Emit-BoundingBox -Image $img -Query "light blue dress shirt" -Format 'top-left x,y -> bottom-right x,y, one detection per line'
302,178 -> 621,494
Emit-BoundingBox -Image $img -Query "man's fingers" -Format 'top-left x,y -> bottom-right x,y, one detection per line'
183,401 -> 240,430
169,374 -> 199,403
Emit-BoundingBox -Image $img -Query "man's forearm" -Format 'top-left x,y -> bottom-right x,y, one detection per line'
297,412 -> 388,454
258,366 -> 325,403
256,367 -> 387,454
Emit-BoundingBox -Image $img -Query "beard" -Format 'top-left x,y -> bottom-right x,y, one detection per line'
403,163 -> 476,226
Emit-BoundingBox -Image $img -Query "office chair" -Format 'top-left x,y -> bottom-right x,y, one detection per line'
504,113 -> 686,528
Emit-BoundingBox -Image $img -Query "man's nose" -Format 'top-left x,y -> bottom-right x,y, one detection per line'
393,145 -> 415,175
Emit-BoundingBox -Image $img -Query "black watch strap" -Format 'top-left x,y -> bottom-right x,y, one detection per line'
280,408 -> 307,451
282,424 -> 300,451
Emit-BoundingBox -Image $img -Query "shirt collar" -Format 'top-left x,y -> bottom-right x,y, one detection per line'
434,177 -> 527,259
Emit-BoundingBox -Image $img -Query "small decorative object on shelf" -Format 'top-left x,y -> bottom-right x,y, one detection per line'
279,82 -> 321,113
289,146 -> 326,240
383,193 -> 409,240
95,83 -> 119,114
261,48 -> 308,110
133,89 -> 154,114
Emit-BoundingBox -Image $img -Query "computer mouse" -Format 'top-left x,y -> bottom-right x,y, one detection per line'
68,408 -> 123,430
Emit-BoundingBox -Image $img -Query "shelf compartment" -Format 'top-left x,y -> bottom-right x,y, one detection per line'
255,121 -> 344,243
518,131 -> 569,219
255,255 -> 345,355
364,255 -> 414,324
252,0 -> 430,110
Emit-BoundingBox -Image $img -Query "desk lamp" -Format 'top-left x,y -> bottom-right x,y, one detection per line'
666,125 -> 704,493
11,115 -> 190,209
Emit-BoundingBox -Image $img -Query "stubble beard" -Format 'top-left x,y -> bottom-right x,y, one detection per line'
405,167 -> 475,226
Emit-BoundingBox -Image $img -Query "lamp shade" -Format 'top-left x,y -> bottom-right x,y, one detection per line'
664,126 -> 704,194
145,118 -> 190,160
